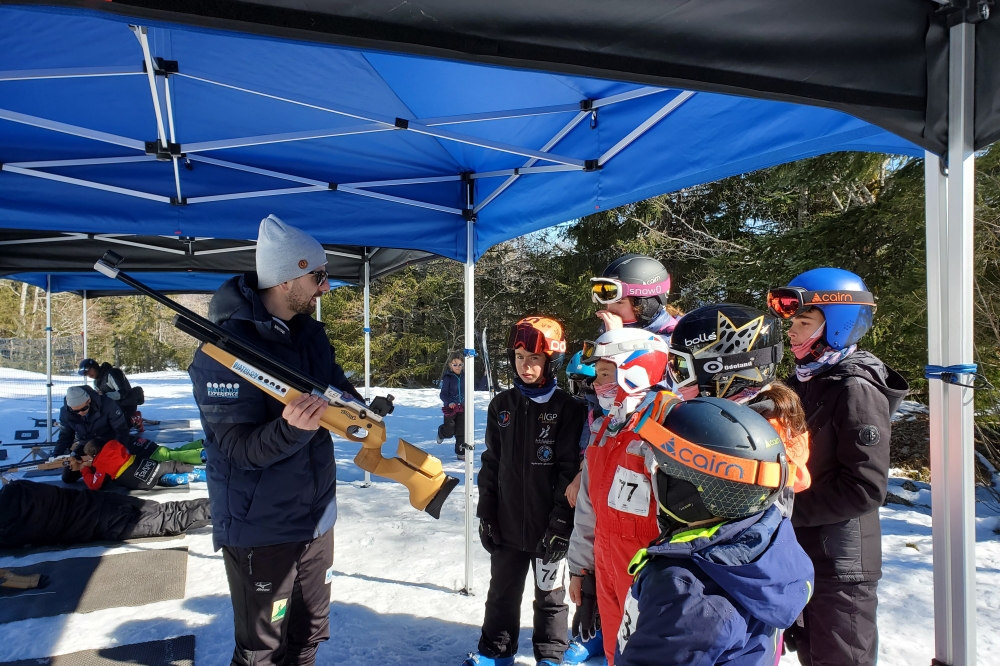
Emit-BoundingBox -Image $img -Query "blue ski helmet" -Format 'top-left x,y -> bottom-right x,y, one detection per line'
786,268 -> 874,350
565,351 -> 596,380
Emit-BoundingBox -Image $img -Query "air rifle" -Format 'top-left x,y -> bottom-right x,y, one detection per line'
0,455 -> 71,479
93,251 -> 459,518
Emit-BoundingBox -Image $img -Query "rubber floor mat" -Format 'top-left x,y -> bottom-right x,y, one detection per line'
0,534 -> 185,558
0,547 -> 188,623
0,635 -> 195,666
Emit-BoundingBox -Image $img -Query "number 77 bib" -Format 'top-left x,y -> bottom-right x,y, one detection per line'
607,465 -> 651,517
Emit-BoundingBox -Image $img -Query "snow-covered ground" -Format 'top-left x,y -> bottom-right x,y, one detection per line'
1,370 -> 999,666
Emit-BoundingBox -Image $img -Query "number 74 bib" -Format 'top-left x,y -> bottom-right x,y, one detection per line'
607,465 -> 651,517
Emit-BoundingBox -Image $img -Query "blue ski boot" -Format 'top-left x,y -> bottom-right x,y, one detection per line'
563,630 -> 604,664
188,467 -> 207,482
460,654 -> 514,666
158,473 -> 190,487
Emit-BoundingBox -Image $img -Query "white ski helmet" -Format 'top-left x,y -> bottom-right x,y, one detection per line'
583,328 -> 669,429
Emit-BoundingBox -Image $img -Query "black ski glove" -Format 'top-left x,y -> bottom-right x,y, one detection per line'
538,515 -> 572,564
538,528 -> 570,564
572,572 -> 601,642
479,518 -> 501,554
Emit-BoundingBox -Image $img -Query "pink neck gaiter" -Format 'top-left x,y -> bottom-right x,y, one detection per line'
791,323 -> 826,360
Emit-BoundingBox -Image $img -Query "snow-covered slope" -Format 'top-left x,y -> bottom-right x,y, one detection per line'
1,372 -> 998,665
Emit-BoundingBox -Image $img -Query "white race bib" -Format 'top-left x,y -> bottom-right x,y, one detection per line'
534,558 -> 566,592
617,589 -> 641,654
607,466 -> 651,517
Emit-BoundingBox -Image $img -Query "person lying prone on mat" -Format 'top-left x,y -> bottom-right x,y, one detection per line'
0,479 -> 210,549
76,439 -> 205,491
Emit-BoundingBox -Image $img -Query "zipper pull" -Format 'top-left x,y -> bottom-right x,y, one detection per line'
248,550 -> 253,576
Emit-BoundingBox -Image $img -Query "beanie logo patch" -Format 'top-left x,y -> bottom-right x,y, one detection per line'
298,259 -> 309,269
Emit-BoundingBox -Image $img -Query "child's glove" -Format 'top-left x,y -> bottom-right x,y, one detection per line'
479,518 -> 501,554
571,572 -> 601,642
538,515 -> 572,564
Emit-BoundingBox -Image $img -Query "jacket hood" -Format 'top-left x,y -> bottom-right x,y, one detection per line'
208,273 -> 270,326
648,505 -> 814,628
817,350 -> 909,414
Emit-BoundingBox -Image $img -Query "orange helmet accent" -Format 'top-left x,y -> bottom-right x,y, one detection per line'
506,316 -> 567,357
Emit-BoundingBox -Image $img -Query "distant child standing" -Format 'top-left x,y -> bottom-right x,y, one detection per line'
438,351 -> 467,459
464,316 -> 587,666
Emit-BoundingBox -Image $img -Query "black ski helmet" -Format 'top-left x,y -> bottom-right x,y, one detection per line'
78,358 -> 99,376
667,304 -> 783,399
637,397 -> 791,526
601,254 -> 670,327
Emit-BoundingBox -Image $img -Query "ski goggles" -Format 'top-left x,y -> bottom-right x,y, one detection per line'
766,287 -> 876,319
667,343 -> 784,388
581,336 -> 667,364
506,322 -> 566,355
590,277 -> 670,305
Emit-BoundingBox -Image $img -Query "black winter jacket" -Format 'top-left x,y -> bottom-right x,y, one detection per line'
0,480 -> 210,548
188,273 -> 360,550
477,386 -> 586,552
788,351 -> 908,583
93,362 -> 130,402
53,386 -> 133,456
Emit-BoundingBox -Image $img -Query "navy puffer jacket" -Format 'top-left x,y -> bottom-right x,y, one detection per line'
188,273 -> 361,550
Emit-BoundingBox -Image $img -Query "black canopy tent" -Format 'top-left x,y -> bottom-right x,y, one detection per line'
4,3 -> 994,664
42,0 -> 1000,154
0,229 -> 436,288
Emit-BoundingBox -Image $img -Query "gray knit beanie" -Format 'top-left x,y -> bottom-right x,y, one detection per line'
66,386 -> 89,407
255,214 -> 327,289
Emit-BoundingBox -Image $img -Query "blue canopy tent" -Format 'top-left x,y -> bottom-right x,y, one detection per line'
0,3 -> 992,660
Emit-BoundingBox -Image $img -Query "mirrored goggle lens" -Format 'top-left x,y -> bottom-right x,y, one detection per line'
581,340 -> 597,361
667,352 -> 693,384
507,324 -> 546,354
766,290 -> 804,319
591,280 -> 622,303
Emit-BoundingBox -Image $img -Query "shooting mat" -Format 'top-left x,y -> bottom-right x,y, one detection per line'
0,635 -> 195,666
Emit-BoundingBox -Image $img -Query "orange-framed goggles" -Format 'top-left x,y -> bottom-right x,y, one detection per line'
637,417 -> 795,489
766,287 -> 876,319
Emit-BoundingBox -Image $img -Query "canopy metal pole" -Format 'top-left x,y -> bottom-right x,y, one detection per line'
462,181 -> 476,595
927,20 -> 977,666
82,289 -> 88,358
363,254 -> 372,487
45,274 -> 52,443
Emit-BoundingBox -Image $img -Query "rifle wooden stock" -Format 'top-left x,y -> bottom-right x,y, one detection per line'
200,344 -> 455,514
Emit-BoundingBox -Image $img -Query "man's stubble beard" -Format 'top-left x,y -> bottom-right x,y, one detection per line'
287,283 -> 321,315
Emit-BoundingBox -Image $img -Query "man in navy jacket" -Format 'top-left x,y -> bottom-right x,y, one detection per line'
189,215 -> 362,666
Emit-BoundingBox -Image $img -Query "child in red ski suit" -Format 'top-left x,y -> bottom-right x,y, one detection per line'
567,328 -> 677,666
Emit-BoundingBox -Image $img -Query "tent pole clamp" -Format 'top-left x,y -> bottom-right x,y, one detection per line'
461,172 -> 476,222
145,140 -> 184,161
584,159 -> 601,172
936,0 -> 992,25
581,99 -> 598,128
141,58 -> 180,77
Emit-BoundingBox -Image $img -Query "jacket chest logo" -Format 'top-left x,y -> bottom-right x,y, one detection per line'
538,413 -> 558,423
536,445 -> 554,463
538,425 -> 552,440
207,382 -> 240,398
498,411 -> 511,427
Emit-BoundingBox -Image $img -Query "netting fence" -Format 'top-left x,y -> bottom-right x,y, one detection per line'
0,336 -> 86,400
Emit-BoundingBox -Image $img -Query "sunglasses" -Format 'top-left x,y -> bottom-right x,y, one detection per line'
766,287 -> 876,319
590,277 -> 670,305
308,269 -> 329,285
70,402 -> 91,414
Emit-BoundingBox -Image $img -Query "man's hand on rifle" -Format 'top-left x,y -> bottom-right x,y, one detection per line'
282,393 -> 327,431
69,457 -> 85,472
